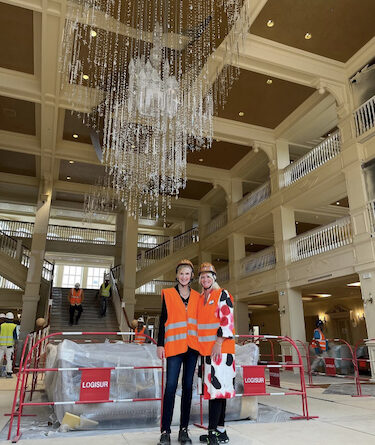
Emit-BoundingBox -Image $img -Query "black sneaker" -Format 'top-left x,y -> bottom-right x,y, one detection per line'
157,432 -> 171,445
207,431 -> 219,445
200,430 -> 229,443
178,427 -> 192,444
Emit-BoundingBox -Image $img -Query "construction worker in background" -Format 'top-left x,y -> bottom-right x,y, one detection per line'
134,317 -> 150,344
68,283 -> 84,326
311,319 -> 329,372
0,312 -> 18,378
98,274 -> 112,317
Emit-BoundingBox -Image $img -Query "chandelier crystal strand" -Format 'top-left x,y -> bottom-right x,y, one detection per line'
61,0 -> 250,220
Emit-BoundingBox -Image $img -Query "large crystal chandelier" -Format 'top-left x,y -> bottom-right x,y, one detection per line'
60,0 -> 249,219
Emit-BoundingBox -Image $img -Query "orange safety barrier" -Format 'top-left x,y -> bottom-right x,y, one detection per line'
194,334 -> 318,430
305,338 -> 368,397
7,331 -> 162,442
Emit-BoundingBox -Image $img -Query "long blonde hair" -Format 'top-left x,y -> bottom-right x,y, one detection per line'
199,272 -> 220,292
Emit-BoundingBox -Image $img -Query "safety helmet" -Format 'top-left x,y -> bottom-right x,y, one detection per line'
198,262 -> 217,276
74,283 -> 80,289
104,274 -> 110,281
137,316 -> 144,323
176,259 -> 194,276
316,319 -> 324,328
5,312 -> 14,320
0,313 -> 5,318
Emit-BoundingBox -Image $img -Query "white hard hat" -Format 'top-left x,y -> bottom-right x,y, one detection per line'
105,274 -> 110,280
137,316 -> 144,323
5,312 -> 14,320
0,313 -> 5,318
74,283 -> 80,288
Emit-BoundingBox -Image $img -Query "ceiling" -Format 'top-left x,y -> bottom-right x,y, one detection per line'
0,3 -> 34,74
59,160 -> 105,185
216,69 -> 315,128
179,180 -> 213,200
187,141 -> 251,170
0,149 -> 36,176
250,0 -> 375,62
0,96 -> 36,135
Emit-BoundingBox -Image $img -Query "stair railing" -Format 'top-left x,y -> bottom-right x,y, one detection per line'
110,265 -> 132,335
0,229 -> 30,267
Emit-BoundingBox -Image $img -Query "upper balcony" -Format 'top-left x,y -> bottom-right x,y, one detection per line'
354,94 -> 375,142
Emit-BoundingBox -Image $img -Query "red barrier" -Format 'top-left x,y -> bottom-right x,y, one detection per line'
7,331 -> 162,442
354,338 -> 373,380
194,334 -> 317,430
306,338 -> 367,397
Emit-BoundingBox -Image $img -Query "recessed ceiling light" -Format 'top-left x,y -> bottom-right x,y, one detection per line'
305,32 -> 312,40
336,201 -> 340,205
266,79 -> 273,85
69,160 -> 74,164
316,294 -> 331,298
347,282 -> 361,287
198,158 -> 204,162
66,176 -> 71,180
73,134 -> 79,139
267,20 -> 274,28
295,221 -> 299,224
82,74 -> 89,80
90,30 -> 97,37
238,111 -> 245,117
302,297 -> 313,301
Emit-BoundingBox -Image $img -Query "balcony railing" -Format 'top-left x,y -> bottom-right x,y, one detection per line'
204,211 -> 227,236
136,280 -> 176,295
290,216 -> 352,262
0,219 -> 116,245
354,95 -> 375,137
367,199 -> 375,233
0,275 -> 21,290
0,229 -> 30,267
237,181 -> 271,217
240,246 -> 276,278
138,233 -> 170,249
283,131 -> 341,187
137,227 -> 199,270
216,265 -> 230,283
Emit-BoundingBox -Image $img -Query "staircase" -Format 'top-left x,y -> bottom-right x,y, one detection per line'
49,287 -> 121,341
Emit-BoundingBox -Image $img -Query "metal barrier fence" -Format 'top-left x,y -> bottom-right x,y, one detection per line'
194,334 -> 317,431
8,331 -> 160,442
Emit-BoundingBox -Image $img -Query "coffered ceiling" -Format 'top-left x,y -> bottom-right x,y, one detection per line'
250,0 -> 375,62
0,95 -> 36,135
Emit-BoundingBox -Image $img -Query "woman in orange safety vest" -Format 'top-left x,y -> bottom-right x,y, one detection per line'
196,263 -> 235,445
156,259 -> 200,445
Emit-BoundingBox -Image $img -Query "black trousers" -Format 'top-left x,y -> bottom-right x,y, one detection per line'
69,304 -> 83,324
208,399 -> 226,430
100,296 -> 108,316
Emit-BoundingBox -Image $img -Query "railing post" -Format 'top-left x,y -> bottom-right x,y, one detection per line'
169,236 -> 174,254
15,239 -> 23,262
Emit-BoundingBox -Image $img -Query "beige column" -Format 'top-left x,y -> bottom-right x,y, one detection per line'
273,205 -> 306,358
227,233 -> 246,334
119,213 -> 138,327
270,139 -> 290,193
198,204 -> 211,236
20,180 -> 52,338
114,211 -> 124,267
228,178 -> 243,220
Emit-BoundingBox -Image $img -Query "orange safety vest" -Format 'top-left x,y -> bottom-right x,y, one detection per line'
163,287 -> 200,358
197,288 -> 235,356
134,327 -> 146,345
313,328 -> 327,351
69,289 -> 83,305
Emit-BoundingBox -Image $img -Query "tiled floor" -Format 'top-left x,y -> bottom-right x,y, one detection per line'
1,372 -> 375,444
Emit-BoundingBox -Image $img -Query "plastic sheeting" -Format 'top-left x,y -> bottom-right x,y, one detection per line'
44,340 -> 259,428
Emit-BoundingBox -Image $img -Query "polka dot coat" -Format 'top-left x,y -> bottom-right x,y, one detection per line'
198,289 -> 235,400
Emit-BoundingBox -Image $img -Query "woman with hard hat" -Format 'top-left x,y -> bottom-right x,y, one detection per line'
156,259 -> 200,445
197,263 -> 235,445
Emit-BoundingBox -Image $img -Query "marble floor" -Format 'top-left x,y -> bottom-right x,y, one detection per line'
1,372 -> 375,445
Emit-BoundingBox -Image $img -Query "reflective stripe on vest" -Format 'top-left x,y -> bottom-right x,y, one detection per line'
0,323 -> 17,346
197,288 -> 235,356
163,287 -> 200,357
314,329 -> 326,351
100,283 -> 111,297
134,327 -> 146,344
69,289 -> 82,305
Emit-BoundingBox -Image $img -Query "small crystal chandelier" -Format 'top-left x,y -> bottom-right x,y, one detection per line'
60,0 -> 250,219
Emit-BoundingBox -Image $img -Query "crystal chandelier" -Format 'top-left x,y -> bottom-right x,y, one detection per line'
60,0 -> 249,219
